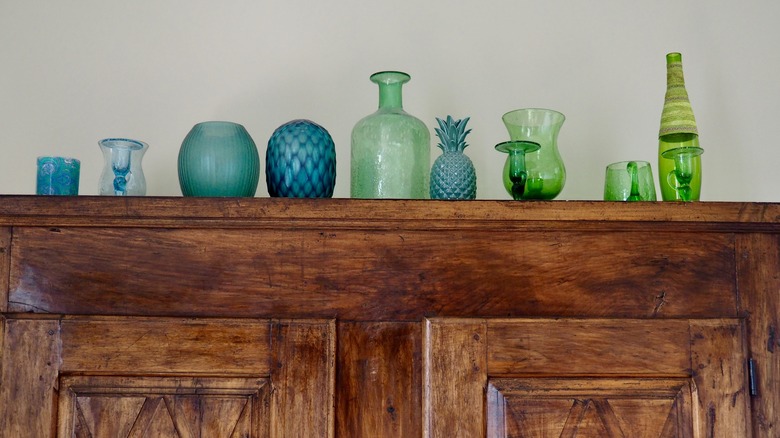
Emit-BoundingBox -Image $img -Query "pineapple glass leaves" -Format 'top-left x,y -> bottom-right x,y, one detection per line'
435,116 -> 472,153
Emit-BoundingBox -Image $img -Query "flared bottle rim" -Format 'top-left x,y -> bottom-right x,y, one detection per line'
370,71 -> 411,85
666,52 -> 682,63
502,108 -> 565,126
494,140 -> 541,154
98,138 -> 148,151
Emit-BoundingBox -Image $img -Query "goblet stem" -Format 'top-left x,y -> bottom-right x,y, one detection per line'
495,140 -> 540,201
508,151 -> 527,200
661,146 -> 704,202
672,154 -> 694,201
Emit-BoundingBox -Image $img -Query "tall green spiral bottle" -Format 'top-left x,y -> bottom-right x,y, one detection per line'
658,52 -> 704,201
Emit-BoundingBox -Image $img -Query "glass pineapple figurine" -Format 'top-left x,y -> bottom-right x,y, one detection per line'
429,116 -> 477,199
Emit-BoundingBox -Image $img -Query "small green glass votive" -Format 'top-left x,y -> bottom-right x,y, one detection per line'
36,156 -> 80,196
604,161 -> 657,201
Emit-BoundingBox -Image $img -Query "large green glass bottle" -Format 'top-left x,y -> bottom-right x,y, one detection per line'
658,52 -> 703,201
351,71 -> 430,199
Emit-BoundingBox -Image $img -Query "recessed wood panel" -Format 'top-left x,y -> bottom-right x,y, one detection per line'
487,378 -> 694,438
60,318 -> 273,374
8,227 -> 737,319
487,319 -> 692,376
57,376 -> 269,438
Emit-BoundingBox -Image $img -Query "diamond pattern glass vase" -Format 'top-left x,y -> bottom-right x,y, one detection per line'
266,119 -> 336,198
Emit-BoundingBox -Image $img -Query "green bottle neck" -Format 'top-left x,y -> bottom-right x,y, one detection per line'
378,83 -> 403,109
666,52 -> 686,89
371,71 -> 410,110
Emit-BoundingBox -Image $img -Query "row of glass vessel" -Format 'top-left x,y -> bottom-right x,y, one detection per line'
353,52 -> 703,202
351,71 -> 567,201
94,53 -> 701,201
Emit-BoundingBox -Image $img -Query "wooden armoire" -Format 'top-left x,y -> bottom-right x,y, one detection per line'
0,197 -> 777,437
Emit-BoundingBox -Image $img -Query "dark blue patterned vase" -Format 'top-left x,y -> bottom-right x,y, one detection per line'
266,119 -> 336,198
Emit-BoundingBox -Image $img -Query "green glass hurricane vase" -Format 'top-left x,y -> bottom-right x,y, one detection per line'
501,108 -> 566,200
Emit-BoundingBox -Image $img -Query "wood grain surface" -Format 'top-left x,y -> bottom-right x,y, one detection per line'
337,322 -> 422,437
425,317 -> 748,438
738,233 -> 780,437
0,318 -> 60,437
8,227 -> 738,319
0,197 -> 777,230
0,197 -> 777,437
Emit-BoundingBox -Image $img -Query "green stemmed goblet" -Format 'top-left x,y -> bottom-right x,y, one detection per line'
495,140 -> 541,200
661,146 -> 704,202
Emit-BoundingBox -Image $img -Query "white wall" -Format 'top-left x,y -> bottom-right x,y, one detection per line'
1,0 -> 778,201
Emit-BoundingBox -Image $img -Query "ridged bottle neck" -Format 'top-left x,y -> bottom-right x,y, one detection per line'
660,52 -> 698,138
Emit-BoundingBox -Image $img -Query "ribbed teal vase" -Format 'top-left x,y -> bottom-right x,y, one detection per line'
351,71 -> 430,199
266,119 -> 336,198
178,121 -> 260,197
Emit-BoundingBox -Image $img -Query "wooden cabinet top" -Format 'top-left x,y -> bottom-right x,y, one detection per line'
1,196 -> 777,320
0,196 -> 778,231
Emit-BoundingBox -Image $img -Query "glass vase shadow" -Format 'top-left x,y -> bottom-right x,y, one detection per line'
603,161 -> 657,201
178,121 -> 260,197
98,138 -> 148,196
351,71 -> 430,199
501,108 -> 566,200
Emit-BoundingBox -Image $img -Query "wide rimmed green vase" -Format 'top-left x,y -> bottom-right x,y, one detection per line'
501,108 -> 566,200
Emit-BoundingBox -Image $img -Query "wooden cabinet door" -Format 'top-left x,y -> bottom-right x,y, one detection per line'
0,317 -> 335,438
423,318 -> 750,438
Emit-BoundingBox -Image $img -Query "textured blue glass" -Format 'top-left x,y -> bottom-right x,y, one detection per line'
178,121 -> 260,197
36,156 -> 80,195
266,119 -> 336,198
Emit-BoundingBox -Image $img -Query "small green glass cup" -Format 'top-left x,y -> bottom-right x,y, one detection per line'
603,161 -> 657,201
